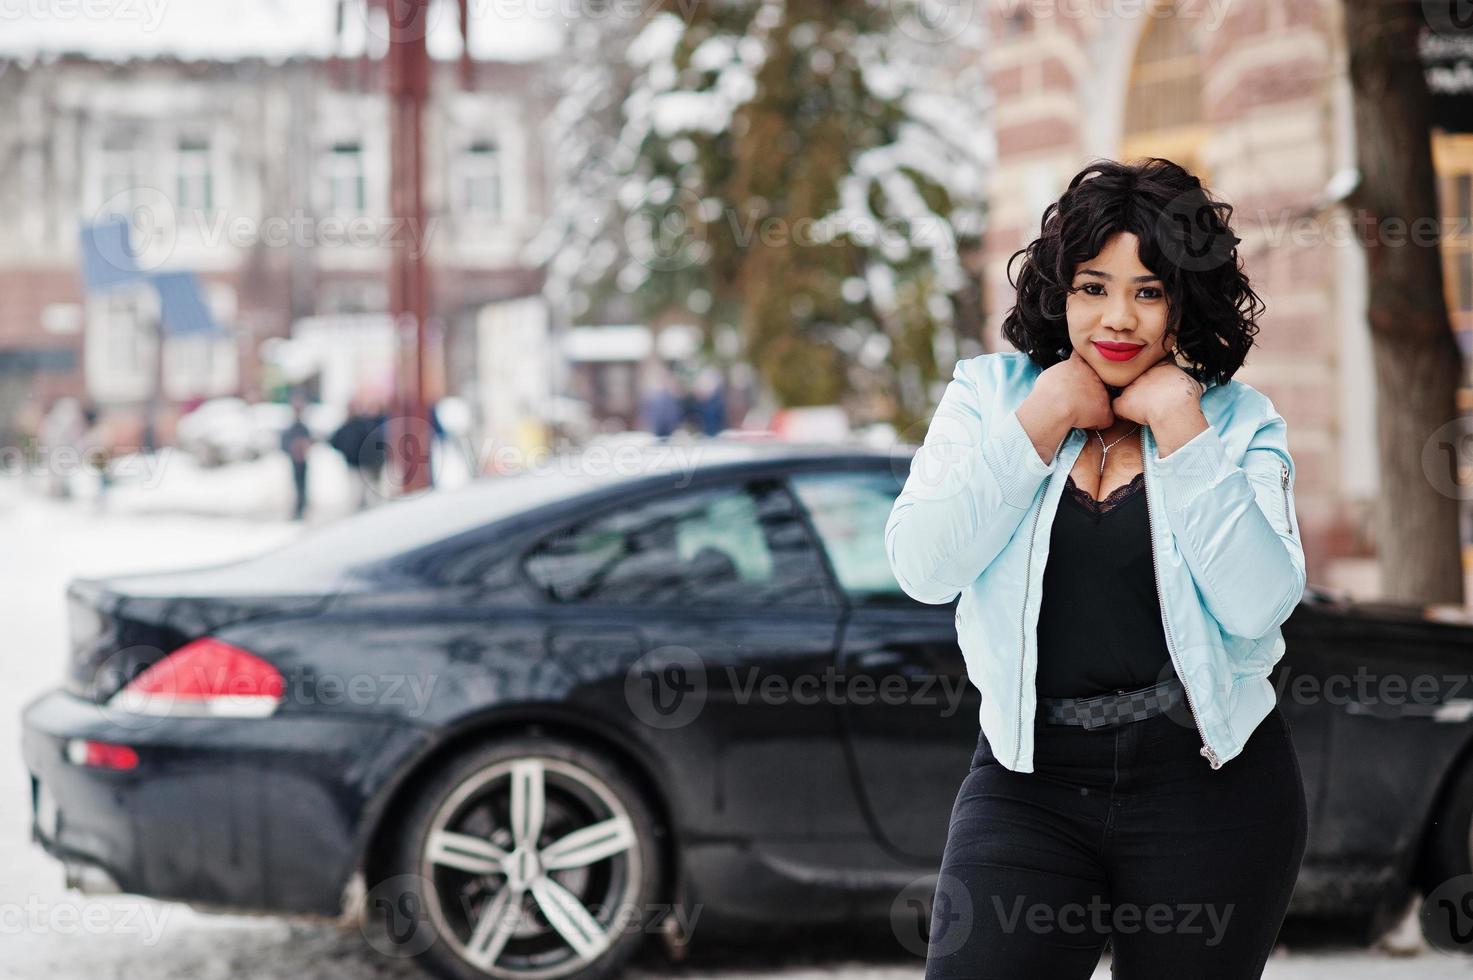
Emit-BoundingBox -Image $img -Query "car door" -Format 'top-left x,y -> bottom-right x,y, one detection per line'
520,476 -> 868,843
788,466 -> 977,863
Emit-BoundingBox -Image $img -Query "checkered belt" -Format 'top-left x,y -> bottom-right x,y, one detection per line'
1040,676 -> 1185,730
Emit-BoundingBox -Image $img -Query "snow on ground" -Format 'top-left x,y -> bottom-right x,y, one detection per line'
0,463 -> 1468,977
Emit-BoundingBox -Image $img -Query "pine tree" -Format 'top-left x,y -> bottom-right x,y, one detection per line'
534,0 -> 989,433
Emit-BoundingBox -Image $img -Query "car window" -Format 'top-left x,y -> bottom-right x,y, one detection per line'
788,470 -> 915,607
247,470 -> 608,578
522,480 -> 832,608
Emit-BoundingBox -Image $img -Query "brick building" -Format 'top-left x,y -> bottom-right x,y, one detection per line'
0,51 -> 551,446
979,0 -> 1473,597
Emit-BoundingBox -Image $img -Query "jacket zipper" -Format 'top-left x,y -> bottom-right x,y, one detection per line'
1142,437 -> 1223,770
1280,463 -> 1294,537
1013,486 -> 1046,770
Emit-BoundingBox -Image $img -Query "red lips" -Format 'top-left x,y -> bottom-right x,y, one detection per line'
1092,341 -> 1144,362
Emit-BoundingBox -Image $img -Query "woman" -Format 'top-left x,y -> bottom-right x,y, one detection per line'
885,158 -> 1308,978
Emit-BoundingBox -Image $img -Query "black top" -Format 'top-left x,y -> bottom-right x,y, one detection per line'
1034,470 -> 1174,699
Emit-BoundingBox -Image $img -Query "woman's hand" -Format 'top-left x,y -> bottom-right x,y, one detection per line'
1112,357 -> 1208,457
1110,358 -> 1203,426
1031,349 -> 1116,430
1016,350 -> 1116,465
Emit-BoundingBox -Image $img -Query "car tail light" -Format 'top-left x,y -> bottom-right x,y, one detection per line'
110,637 -> 284,718
65,739 -> 139,770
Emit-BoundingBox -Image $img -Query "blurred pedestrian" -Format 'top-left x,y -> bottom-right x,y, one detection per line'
38,396 -> 85,499
427,398 -> 445,489
428,395 -> 476,488
638,365 -> 685,437
280,394 -> 313,521
329,395 -> 388,511
689,365 -> 727,436
76,401 -> 113,509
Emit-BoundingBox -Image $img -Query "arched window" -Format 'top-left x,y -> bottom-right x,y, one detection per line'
1121,1 -> 1209,182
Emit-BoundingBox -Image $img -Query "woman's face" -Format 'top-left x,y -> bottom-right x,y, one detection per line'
1065,231 -> 1175,388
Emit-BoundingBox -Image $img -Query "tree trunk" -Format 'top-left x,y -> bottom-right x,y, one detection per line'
1342,0 -> 1465,605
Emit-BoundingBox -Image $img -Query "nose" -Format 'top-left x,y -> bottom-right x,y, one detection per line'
1100,294 -> 1138,332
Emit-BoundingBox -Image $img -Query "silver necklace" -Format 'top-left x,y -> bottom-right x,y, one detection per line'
1094,424 -> 1140,478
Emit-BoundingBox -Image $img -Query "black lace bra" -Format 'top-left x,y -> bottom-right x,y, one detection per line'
1063,471 -> 1145,517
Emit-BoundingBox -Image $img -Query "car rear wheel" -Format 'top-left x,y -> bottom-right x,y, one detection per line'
374,737 -> 664,980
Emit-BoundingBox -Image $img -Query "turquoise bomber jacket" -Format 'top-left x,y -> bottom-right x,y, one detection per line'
884,351 -> 1307,772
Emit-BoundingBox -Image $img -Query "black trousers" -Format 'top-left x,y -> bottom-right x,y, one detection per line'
924,701 -> 1307,979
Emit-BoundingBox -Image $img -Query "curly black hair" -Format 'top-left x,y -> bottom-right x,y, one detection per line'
1000,157 -> 1266,387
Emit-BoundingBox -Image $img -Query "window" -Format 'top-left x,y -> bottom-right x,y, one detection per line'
15,140 -> 47,244
176,136 -> 214,212
456,139 -> 503,223
262,470 -> 611,581
1120,1 -> 1208,181
97,128 -> 149,215
323,141 -> 367,215
523,481 -> 832,608
86,287 -> 157,401
789,470 -> 912,606
318,279 -> 388,315
104,291 -> 152,374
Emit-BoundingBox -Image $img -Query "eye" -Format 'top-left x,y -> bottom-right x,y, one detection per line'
1138,286 -> 1163,300
1079,282 -> 1104,296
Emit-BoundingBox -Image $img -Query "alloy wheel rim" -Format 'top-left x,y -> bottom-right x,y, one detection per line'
420,757 -> 642,979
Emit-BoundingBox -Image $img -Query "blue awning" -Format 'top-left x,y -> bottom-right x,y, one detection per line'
78,217 -> 145,293
79,220 -> 224,337
152,271 -> 224,337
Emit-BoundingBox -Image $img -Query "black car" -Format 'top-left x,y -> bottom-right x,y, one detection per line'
21,440 -> 1473,978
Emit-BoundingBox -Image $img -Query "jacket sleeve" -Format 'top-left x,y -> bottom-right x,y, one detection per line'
885,357 -> 1066,605
1150,406 -> 1306,639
